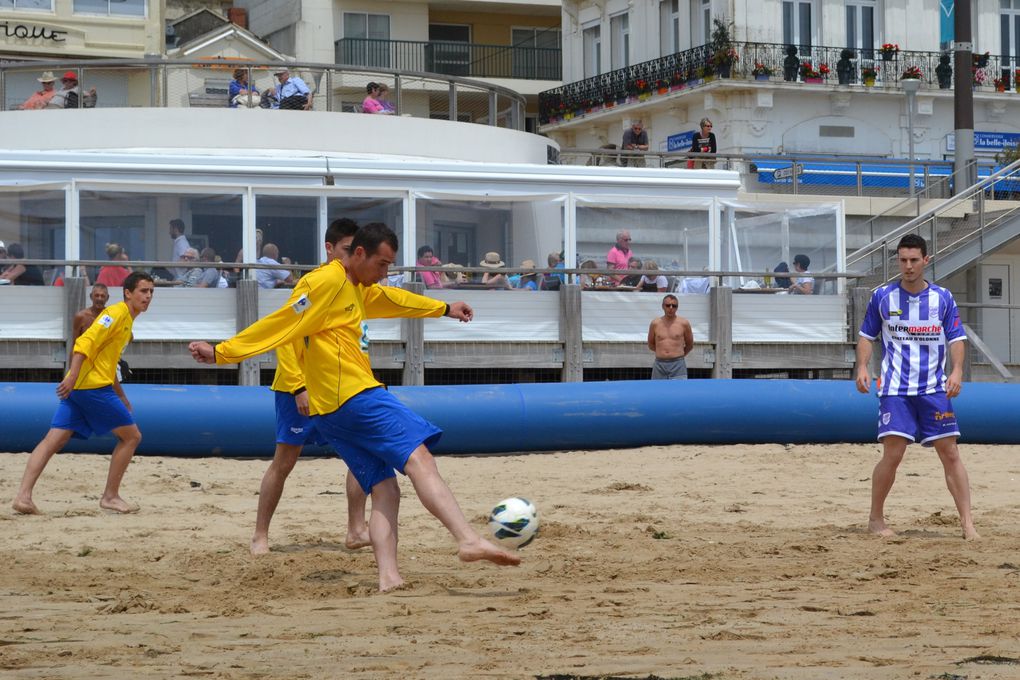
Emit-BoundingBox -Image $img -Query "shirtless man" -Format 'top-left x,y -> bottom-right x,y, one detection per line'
647,294 -> 694,380
72,284 -> 109,339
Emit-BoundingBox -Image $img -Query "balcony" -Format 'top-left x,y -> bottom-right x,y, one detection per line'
336,38 -> 561,82
539,42 -> 1020,124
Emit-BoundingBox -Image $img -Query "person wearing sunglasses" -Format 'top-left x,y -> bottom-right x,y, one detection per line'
647,294 -> 694,380
688,117 -> 717,169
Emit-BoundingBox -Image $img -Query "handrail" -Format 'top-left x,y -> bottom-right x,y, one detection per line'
845,157 -> 1020,272
0,57 -> 526,128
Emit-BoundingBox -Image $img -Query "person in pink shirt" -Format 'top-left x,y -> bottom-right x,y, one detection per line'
95,243 -> 131,288
17,72 -> 58,110
606,230 -> 634,283
362,82 -> 394,115
417,245 -> 443,288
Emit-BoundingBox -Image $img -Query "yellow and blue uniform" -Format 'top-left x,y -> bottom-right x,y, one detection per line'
215,260 -> 448,491
270,340 -> 326,446
215,259 -> 445,415
52,301 -> 135,438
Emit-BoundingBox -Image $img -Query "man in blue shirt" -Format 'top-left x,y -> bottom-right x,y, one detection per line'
855,234 -> 978,541
273,68 -> 311,110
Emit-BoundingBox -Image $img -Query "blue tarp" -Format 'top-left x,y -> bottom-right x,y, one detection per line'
752,160 -> 1020,192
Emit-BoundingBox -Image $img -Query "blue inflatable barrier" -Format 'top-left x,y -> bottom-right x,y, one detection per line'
1,380 -> 1018,457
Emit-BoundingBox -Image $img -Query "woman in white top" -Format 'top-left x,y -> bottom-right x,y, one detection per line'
637,260 -> 669,292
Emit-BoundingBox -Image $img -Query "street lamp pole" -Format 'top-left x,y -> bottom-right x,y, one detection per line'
902,78 -> 921,197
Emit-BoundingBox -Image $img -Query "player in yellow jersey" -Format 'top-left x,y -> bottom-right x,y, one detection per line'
12,272 -> 155,515
190,223 -> 519,590
251,218 -> 371,555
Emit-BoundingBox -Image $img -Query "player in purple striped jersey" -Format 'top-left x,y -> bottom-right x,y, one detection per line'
855,234 -> 978,540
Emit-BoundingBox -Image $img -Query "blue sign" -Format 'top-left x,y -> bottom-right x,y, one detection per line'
667,131 -> 695,152
940,0 -> 954,50
947,131 -> 1020,153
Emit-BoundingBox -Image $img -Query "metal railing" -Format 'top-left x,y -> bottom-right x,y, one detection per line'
0,58 -> 526,129
539,41 -> 1019,123
335,38 -> 561,81
845,157 -> 1020,283
556,148 -> 1004,199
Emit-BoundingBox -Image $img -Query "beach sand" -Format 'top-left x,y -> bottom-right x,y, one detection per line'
2,443 -> 1019,679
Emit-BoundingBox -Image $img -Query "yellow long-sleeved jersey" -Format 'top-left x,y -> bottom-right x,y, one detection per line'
71,301 -> 134,390
216,259 -> 446,415
270,340 -> 306,393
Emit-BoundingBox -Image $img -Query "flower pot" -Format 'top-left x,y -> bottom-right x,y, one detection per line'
716,63 -> 732,78
604,101 -> 615,109
937,77 -> 952,90
670,84 -> 684,92
881,52 -> 894,62
863,76 -> 876,87
804,77 -> 823,84
657,87 -> 669,95
687,79 -> 700,88
638,92 -> 652,101
616,97 -> 627,105
564,112 -> 574,121
996,85 -> 1006,93
703,74 -> 716,83
626,95 -> 638,104
755,74 -> 770,81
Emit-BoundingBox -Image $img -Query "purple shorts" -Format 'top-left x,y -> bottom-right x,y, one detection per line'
877,393 -> 960,446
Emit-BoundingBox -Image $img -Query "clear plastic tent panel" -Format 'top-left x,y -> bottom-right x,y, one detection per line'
575,206 -> 712,274
718,200 -> 843,294
0,188 -> 66,284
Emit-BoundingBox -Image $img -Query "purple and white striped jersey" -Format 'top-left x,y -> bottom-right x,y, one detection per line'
859,281 -> 966,396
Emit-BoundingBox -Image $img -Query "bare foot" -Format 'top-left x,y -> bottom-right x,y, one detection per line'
12,497 -> 40,515
379,577 -> 406,593
868,519 -> 896,538
99,496 -> 138,514
345,528 -> 371,550
250,535 -> 270,556
458,538 -> 521,566
963,525 -> 981,541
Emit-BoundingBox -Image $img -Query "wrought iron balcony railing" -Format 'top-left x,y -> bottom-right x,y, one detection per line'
336,38 -> 561,81
539,42 -> 1020,124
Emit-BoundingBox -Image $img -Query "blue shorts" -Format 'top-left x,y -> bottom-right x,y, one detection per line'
274,391 -> 326,446
51,386 -> 135,440
877,393 -> 960,446
313,387 -> 442,494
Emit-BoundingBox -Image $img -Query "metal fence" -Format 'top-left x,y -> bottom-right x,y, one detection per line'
0,58 -> 526,129
335,38 -> 561,81
539,41 -> 1020,124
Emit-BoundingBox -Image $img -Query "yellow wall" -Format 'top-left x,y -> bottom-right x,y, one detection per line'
427,10 -> 558,45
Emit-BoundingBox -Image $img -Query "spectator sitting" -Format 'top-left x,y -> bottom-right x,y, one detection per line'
517,260 -> 539,291
229,68 -> 260,108
95,243 -> 131,287
272,68 -> 311,110
256,244 -> 294,288
540,252 -> 564,290
579,259 -> 609,289
606,230 -> 634,283
619,256 -> 643,288
197,247 -> 227,288
637,260 -> 669,292
479,251 -> 511,289
233,228 -> 264,284
177,248 -> 205,287
789,253 -> 815,295
0,243 -> 44,285
417,245 -> 443,288
47,71 -> 97,109
773,261 -> 792,289
18,72 -> 58,110
363,82 -> 396,114
440,263 -> 468,287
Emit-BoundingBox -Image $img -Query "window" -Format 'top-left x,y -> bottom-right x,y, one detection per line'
341,12 -> 391,68
701,0 -> 712,47
783,0 -> 815,50
0,0 -> 53,10
511,27 -> 561,80
73,0 -> 145,17
660,0 -> 682,55
1002,0 -> 1020,78
610,13 -> 630,70
428,24 -> 471,76
846,0 -> 877,59
583,24 -> 601,78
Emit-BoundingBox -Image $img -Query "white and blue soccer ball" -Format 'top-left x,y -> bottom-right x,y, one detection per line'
488,496 -> 539,549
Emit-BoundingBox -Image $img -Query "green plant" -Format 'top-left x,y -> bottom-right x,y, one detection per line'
861,65 -> 878,79
751,62 -> 773,77
901,65 -> 923,79
710,17 -> 737,66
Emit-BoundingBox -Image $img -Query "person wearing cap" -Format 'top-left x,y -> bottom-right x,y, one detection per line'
17,72 -> 58,110
272,68 -> 311,110
47,71 -> 97,109
516,259 -> 539,291
479,251 -> 511,289
789,253 -> 815,295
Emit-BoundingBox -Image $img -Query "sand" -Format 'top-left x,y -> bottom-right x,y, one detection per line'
1,443 -> 1019,679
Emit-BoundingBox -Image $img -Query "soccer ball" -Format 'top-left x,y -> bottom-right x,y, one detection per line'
488,497 -> 539,549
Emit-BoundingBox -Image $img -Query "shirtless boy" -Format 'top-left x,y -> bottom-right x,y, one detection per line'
647,294 -> 694,380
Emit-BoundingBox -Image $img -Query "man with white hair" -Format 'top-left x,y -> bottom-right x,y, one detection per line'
272,68 -> 311,110
256,243 -> 294,289
178,248 -> 205,288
